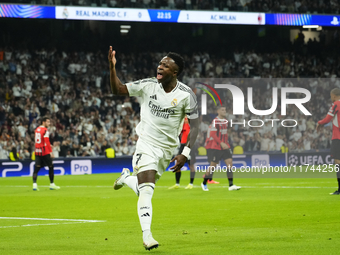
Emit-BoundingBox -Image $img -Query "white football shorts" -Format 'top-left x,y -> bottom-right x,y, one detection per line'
132,138 -> 175,183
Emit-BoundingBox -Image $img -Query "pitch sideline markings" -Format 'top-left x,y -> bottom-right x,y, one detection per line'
0,217 -> 105,229
0,222 -> 92,229
0,217 -> 105,222
0,183 -> 335,189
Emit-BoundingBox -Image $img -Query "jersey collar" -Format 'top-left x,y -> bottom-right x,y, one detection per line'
171,81 -> 179,93
159,81 -> 179,93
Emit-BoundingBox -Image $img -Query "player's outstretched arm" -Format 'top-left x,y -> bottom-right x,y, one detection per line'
108,46 -> 129,96
317,114 -> 333,132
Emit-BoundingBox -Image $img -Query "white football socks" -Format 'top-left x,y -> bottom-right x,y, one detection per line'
137,183 -> 155,240
124,176 -> 139,196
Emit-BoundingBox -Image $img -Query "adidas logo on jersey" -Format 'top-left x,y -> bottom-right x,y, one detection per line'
150,94 -> 157,100
141,212 -> 150,217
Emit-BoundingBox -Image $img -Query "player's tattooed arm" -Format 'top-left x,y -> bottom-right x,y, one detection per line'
108,46 -> 129,96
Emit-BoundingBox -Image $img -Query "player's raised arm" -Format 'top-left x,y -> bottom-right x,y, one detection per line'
108,46 -> 129,96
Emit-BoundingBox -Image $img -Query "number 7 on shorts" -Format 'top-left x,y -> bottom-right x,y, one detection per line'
136,154 -> 142,166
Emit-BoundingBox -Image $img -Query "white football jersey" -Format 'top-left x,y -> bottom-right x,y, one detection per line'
126,78 -> 198,150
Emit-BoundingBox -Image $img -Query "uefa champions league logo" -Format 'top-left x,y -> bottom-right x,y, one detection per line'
288,155 -> 299,166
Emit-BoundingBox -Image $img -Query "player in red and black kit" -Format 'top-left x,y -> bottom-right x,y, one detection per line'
33,116 -> 60,191
169,116 -> 198,189
201,106 -> 241,191
317,88 -> 340,195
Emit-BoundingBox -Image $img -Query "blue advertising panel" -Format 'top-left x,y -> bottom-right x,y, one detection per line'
1,153 -> 287,178
266,13 -> 340,26
192,153 -> 286,171
0,4 -> 55,19
0,157 -> 131,178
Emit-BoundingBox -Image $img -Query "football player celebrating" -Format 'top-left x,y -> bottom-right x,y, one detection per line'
108,46 -> 199,250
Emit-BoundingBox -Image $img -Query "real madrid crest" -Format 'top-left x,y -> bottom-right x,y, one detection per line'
133,165 -> 139,174
62,8 -> 69,19
171,99 -> 177,107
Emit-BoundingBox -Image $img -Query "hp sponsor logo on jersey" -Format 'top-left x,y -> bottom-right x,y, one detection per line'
71,160 -> 92,175
251,154 -> 270,168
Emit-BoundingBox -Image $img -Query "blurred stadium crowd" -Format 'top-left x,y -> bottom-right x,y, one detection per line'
3,0 -> 340,14
0,31 -> 338,159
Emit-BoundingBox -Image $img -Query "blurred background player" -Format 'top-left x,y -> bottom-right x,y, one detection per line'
169,116 -> 197,189
317,88 -> 340,195
109,47 -> 199,250
201,107 -> 241,191
33,116 -> 60,191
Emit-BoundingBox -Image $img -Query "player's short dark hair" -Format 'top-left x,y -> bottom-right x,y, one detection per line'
41,116 -> 50,123
217,106 -> 226,111
166,52 -> 184,76
331,88 -> 340,96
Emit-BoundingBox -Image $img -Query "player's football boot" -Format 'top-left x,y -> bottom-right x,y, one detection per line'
168,184 -> 180,189
113,168 -> 130,190
330,190 -> 340,195
228,185 -> 241,191
208,180 -> 220,184
50,184 -> 60,190
185,184 -> 193,189
143,233 -> 159,251
201,183 -> 209,191
33,183 -> 39,191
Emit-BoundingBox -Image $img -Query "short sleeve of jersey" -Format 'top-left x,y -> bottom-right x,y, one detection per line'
185,91 -> 199,119
328,102 -> 339,117
126,78 -> 154,97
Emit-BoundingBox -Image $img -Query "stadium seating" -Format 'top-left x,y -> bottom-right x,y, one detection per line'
0,34 -> 337,159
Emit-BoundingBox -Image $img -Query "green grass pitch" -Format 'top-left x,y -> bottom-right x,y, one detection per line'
1,169 -> 340,255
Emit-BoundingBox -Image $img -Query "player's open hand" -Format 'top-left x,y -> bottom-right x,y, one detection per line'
108,46 -> 117,67
170,154 -> 187,173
